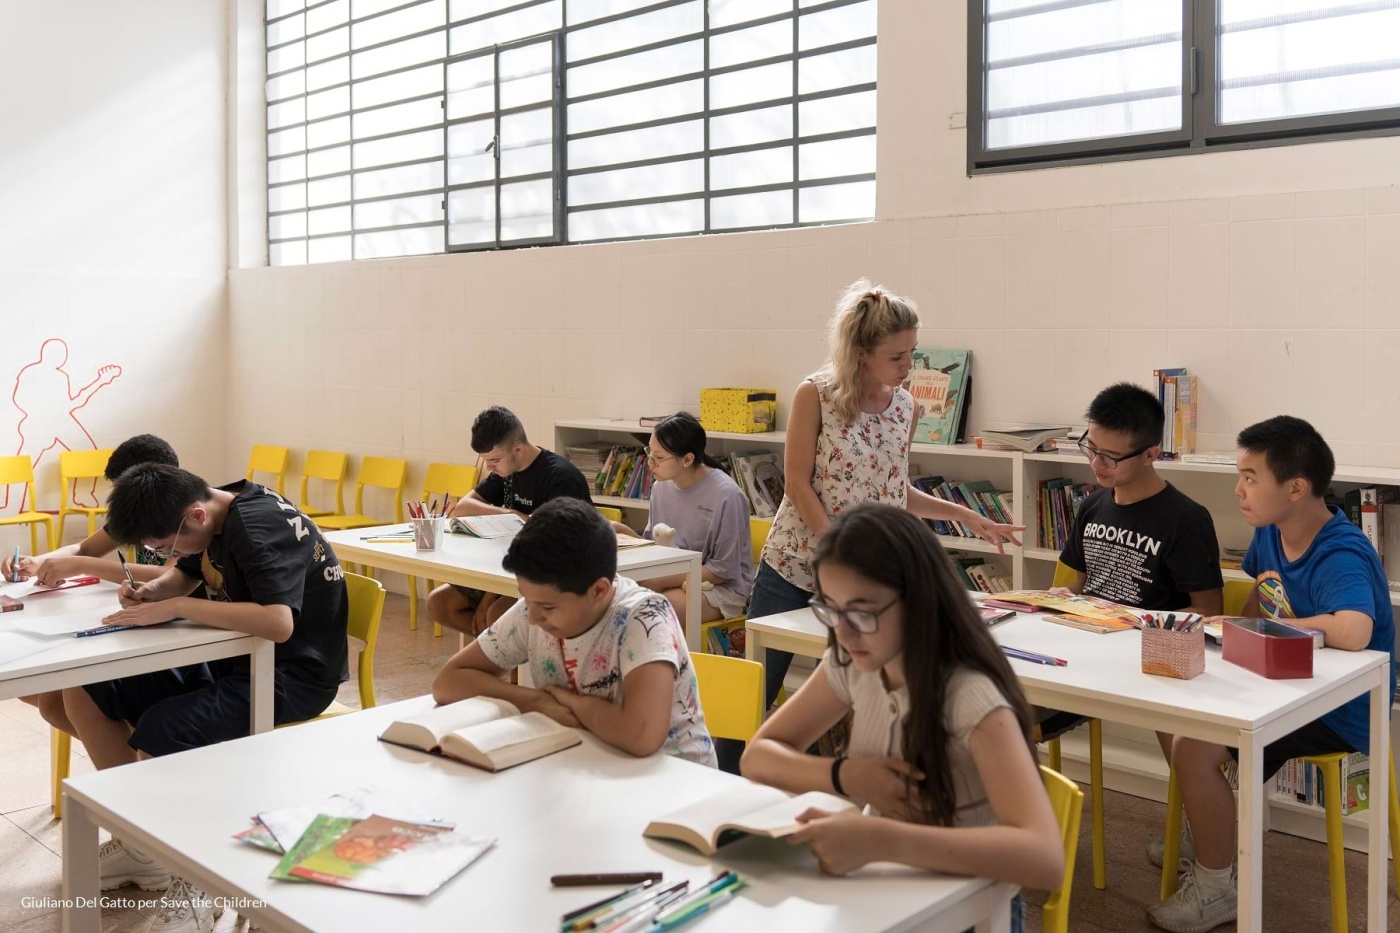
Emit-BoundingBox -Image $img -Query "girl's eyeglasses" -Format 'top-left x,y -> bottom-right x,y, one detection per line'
808,595 -> 900,635
643,446 -> 676,465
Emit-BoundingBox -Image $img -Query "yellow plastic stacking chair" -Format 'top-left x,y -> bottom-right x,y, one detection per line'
691,653 -> 764,743
417,462 -> 479,635
299,450 -> 348,519
281,572 -> 385,722
317,457 -> 408,578
0,456 -> 56,554
1040,765 -> 1086,933
246,444 -> 290,496
51,729 -> 71,818
699,517 -> 771,655
1223,577 -> 1253,616
596,506 -> 623,523
56,448 -> 113,538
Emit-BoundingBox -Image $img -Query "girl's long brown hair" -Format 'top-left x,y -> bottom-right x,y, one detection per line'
812,502 -> 1037,826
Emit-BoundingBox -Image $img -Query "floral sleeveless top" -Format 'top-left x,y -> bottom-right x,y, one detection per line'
762,379 -> 915,592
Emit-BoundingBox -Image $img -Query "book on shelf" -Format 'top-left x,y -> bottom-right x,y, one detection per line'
1272,752 -> 1369,816
643,786 -> 857,856
906,347 -> 972,445
638,414 -> 670,427
448,514 -> 524,539
1152,368 -> 1198,459
731,449 -> 783,518
910,475 -> 1013,539
705,618 -> 747,658
977,426 -> 1069,453
378,697 -> 581,772
1179,451 -> 1237,466
563,443 -> 614,489
1036,478 -> 1098,550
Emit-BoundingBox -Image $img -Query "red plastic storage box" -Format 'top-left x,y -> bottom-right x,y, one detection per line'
1221,618 -> 1314,679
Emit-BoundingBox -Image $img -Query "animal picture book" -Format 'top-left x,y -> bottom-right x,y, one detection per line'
235,789 -> 452,855
378,696 -> 581,772
906,347 -> 971,445
643,785 -> 857,856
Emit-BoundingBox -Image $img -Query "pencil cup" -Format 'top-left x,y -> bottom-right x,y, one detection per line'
1141,626 -> 1205,680
412,517 -> 445,551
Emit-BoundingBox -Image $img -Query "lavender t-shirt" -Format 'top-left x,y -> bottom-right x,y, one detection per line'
645,469 -> 755,613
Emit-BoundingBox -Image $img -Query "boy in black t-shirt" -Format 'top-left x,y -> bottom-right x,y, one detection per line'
428,405 -> 593,636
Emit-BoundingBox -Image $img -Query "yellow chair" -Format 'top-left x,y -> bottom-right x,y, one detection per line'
1223,577 -> 1253,616
0,455 -> 56,555
51,729 -> 70,818
316,457 -> 407,533
417,462 -> 479,635
1040,765 -> 1086,933
1043,560 -> 1106,890
700,517 -> 771,655
691,652 -> 764,743
596,506 -> 623,523
246,444 -> 290,495
283,572 -> 386,722
299,450 -> 349,518
56,448 -> 113,539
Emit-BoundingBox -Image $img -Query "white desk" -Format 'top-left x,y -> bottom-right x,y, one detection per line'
62,695 -> 1017,933
746,607 -> 1392,933
0,582 -> 274,734
323,525 -> 707,650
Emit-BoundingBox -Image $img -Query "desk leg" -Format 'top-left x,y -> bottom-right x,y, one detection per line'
972,890 -> 1011,933
250,638 -> 275,734
62,793 -> 99,933
1236,732 -> 1264,933
685,556 -> 702,653
1366,672 -> 1389,933
745,627 -> 761,663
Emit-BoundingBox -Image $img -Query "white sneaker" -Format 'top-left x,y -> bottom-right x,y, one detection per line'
150,876 -> 217,933
1147,860 -> 1238,933
99,838 -> 172,891
1147,821 -> 1196,867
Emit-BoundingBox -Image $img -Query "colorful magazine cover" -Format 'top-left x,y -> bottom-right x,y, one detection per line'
906,348 -> 971,445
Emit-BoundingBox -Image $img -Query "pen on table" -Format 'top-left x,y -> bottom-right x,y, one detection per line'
552,873 -> 663,888
580,879 -> 689,931
560,879 -> 657,926
654,879 -> 746,932
75,623 -> 144,638
1002,646 -> 1068,667
647,873 -> 737,924
596,886 -> 692,933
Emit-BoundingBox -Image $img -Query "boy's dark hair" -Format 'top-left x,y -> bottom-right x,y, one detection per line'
105,434 -> 179,482
1237,415 -> 1334,497
471,406 -> 526,454
502,498 -> 616,595
1086,382 -> 1165,450
105,464 -> 212,546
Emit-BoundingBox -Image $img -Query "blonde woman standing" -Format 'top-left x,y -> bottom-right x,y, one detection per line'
754,280 -> 1023,709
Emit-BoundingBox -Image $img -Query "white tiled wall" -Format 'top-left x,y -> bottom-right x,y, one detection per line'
228,182 -> 1400,493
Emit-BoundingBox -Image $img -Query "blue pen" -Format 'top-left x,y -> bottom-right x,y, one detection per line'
75,624 -> 144,638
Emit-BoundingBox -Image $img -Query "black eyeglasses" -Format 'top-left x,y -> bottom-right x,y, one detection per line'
808,595 -> 900,635
1077,437 -> 1152,470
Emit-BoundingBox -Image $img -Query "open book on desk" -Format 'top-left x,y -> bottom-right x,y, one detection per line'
644,785 -> 857,856
378,696 -> 580,772
448,514 -> 524,538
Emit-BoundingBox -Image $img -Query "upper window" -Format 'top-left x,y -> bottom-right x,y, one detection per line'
265,0 -> 878,265
969,0 -> 1400,171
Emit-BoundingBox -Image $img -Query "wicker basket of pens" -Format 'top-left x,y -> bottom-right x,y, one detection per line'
1141,619 -> 1205,680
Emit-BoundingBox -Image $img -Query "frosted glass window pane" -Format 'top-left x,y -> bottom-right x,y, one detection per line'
269,154 -> 307,184
353,0 -> 408,18
267,70 -> 306,102
308,174 -> 352,205
269,182 -> 307,212
568,41 -> 702,97
448,187 -> 495,245
447,55 -> 495,119
308,204 -> 352,234
355,127 -> 444,167
569,158 -> 704,206
708,0 -> 791,30
448,0 -> 534,20
798,179 -> 873,222
270,211 -> 307,239
569,199 -> 703,241
799,44 -> 876,95
307,86 -> 350,120
355,193 -> 444,229
308,144 -> 352,177
500,108 -> 553,177
799,134 -> 874,179
499,41 -> 554,110
353,96 -> 442,138
711,190 -> 792,229
710,20 -> 792,69
355,161 -> 444,198
307,57 -> 350,91
357,63 -> 442,110
798,1 -> 875,52
799,89 -> 874,136
353,0 -> 444,49
447,119 -> 497,184
710,61 -> 792,109
568,80 -> 702,134
306,25 -> 349,63
450,2 -> 561,55
569,119 -> 703,169
269,41 -> 305,74
306,0 -> 349,34
268,97 -> 306,130
307,115 -> 351,148
356,226 -> 445,258
271,240 -> 307,265
308,235 -> 352,263
501,179 -> 554,240
710,103 -> 792,148
568,0 -> 661,25
352,31 -> 445,79
269,0 -> 304,20
710,146 -> 792,189
269,125 -> 307,157
568,2 -> 701,61
268,13 -> 305,47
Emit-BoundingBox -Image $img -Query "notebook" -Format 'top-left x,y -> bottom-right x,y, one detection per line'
378,696 -> 581,772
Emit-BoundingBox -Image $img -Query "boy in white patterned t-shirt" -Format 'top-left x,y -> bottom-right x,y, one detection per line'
432,498 -> 716,768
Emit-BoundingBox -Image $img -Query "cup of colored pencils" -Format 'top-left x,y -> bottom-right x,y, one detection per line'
1140,612 -> 1205,680
409,498 -> 449,551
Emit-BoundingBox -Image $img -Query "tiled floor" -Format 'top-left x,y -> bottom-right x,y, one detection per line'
1,593 -> 1396,932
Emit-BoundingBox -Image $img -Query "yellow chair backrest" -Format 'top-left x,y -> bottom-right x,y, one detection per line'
597,506 -> 623,523
1052,560 -> 1077,589
247,445 -> 290,494
0,455 -> 37,489
749,517 -> 771,565
422,462 -> 478,501
301,450 -> 348,512
60,448 -> 112,484
691,652 -> 763,743
343,572 -> 385,710
1040,765 -> 1085,933
1224,578 -> 1253,616
353,457 -> 408,519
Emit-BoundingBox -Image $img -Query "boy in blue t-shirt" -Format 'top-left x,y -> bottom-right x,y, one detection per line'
1149,416 -> 1397,933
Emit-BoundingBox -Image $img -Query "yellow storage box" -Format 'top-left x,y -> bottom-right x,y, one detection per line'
700,388 -> 777,434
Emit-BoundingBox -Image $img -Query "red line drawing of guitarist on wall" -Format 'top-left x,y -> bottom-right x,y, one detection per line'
5,339 -> 122,512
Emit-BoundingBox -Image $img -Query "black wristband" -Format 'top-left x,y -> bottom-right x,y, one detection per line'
830,756 -> 847,797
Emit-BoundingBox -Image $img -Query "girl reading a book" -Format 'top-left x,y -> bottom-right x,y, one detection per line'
741,504 -> 1063,929
640,412 -> 755,626
753,279 -> 1023,708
